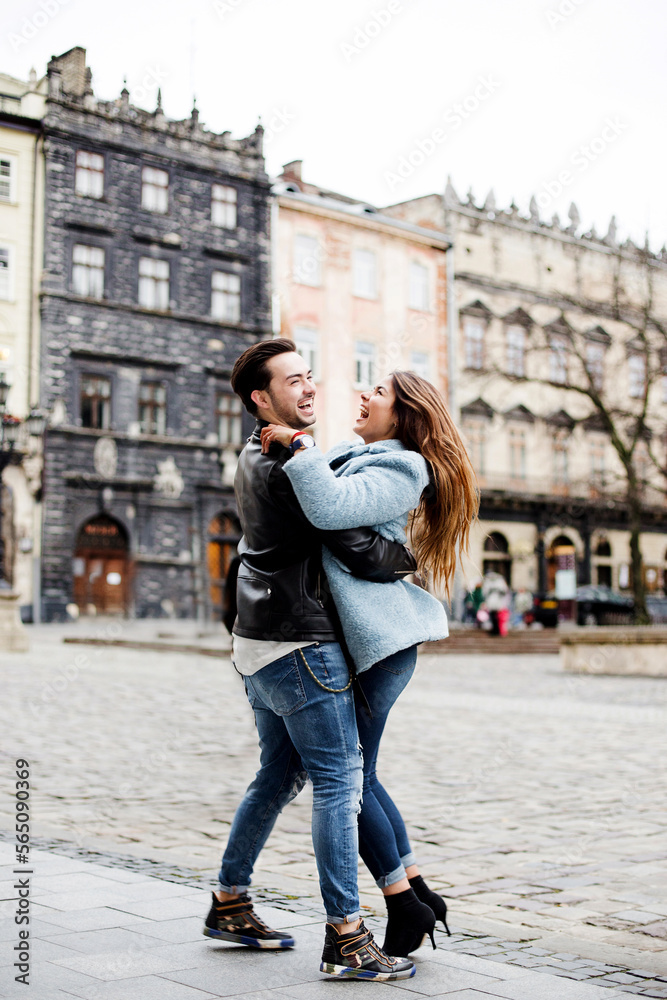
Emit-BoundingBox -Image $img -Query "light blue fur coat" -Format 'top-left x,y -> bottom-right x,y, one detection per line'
284,437 -> 448,673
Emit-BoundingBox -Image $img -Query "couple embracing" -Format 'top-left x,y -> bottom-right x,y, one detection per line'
203,338 -> 478,981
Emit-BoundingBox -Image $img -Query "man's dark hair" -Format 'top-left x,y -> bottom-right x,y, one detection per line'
231,338 -> 297,416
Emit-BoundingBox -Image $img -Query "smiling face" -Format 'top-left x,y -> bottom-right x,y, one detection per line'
354,377 -> 397,444
250,351 -> 316,429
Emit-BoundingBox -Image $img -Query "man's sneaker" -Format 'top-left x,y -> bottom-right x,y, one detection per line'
320,920 -> 415,980
203,892 -> 295,949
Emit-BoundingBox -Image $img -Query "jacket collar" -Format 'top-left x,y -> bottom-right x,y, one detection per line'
250,419 -> 269,444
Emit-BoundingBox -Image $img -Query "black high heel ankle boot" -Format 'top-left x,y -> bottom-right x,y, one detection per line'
382,888 -> 436,957
408,875 -> 451,936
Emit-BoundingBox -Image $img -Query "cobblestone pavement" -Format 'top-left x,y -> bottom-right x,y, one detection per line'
4,622 -> 667,995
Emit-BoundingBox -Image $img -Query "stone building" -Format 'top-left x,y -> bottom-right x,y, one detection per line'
274,161 -> 451,452
385,184 -> 667,599
0,69 -> 46,618
39,47 -> 270,621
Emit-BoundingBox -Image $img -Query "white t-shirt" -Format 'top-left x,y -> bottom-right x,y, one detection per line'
232,635 -> 315,676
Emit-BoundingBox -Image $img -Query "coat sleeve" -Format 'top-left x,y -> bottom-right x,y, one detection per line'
267,457 -> 416,580
283,446 -> 427,529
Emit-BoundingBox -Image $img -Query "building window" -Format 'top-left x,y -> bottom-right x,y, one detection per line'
0,157 -> 16,202
293,234 -> 321,286
211,271 -> 241,323
353,249 -> 377,299
408,260 -> 429,311
585,342 -> 605,391
75,150 -> 104,199
138,257 -> 170,310
211,184 -> 237,228
410,351 -> 429,379
141,166 -> 169,213
506,325 -> 525,377
463,420 -> 486,476
0,246 -> 12,300
553,434 -> 569,486
590,439 -> 606,491
464,319 -> 485,370
509,426 -> 526,481
139,381 -> 167,435
72,245 -> 105,298
80,375 -> 111,429
293,326 -> 319,379
354,341 -> 375,388
549,335 -> 568,384
628,353 -> 646,398
216,392 -> 243,446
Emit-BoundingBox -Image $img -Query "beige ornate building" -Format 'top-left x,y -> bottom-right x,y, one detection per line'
385,184 -> 667,598
273,161 -> 451,452
0,71 -> 46,617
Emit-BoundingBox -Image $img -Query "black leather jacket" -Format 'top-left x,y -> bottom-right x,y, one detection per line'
233,422 -> 416,642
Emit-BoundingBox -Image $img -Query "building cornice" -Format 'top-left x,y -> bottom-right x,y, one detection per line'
277,194 -> 451,250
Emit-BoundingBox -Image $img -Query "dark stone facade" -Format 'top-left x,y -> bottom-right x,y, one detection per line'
40,48 -> 270,621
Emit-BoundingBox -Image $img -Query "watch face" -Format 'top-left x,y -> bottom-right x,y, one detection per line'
300,436 -> 315,448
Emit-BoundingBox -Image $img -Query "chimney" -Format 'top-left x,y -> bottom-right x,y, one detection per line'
282,160 -> 303,183
47,47 -> 89,98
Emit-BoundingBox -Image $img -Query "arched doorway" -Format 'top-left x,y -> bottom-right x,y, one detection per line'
483,532 -> 512,585
73,515 -> 130,615
546,533 -> 577,621
207,513 -> 241,621
594,538 -> 612,588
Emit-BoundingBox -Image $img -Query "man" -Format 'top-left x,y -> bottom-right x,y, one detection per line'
203,339 -> 416,981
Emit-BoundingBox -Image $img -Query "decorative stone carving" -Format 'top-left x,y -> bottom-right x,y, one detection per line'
93,437 -> 118,479
220,446 -> 238,488
529,196 -> 540,223
50,398 -> 67,426
154,456 -> 184,498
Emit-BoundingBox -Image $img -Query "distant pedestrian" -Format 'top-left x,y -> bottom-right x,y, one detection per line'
482,572 -> 510,636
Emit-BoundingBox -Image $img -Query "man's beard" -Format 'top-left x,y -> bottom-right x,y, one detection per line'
267,391 -> 316,430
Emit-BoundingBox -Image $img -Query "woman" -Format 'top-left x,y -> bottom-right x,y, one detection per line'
260,370 -> 478,956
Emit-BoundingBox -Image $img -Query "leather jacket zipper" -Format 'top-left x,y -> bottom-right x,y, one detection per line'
316,572 -> 324,607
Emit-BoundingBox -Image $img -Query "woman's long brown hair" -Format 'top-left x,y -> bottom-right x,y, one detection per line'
391,370 -> 479,599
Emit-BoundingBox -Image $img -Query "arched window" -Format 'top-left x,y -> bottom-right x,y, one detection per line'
483,532 -> 511,584
484,532 -> 509,553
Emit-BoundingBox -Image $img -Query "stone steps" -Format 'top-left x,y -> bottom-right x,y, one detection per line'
427,630 -> 561,655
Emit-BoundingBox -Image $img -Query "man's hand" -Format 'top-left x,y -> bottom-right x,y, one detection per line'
261,423 -> 300,453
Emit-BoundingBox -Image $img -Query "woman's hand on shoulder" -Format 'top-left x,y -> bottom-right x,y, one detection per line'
261,423 -> 298,454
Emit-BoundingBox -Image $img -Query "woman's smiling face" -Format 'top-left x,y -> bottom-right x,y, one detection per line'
354,378 -> 397,444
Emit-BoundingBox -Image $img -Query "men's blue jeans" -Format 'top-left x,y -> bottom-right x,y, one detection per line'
355,645 -> 418,888
218,642 -> 363,924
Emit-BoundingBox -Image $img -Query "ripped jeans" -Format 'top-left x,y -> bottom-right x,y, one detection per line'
218,642 -> 363,924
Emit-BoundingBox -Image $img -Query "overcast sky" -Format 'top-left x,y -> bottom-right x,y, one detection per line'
3,0 -> 665,248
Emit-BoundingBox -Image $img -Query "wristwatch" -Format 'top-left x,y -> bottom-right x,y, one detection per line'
289,434 -> 316,455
